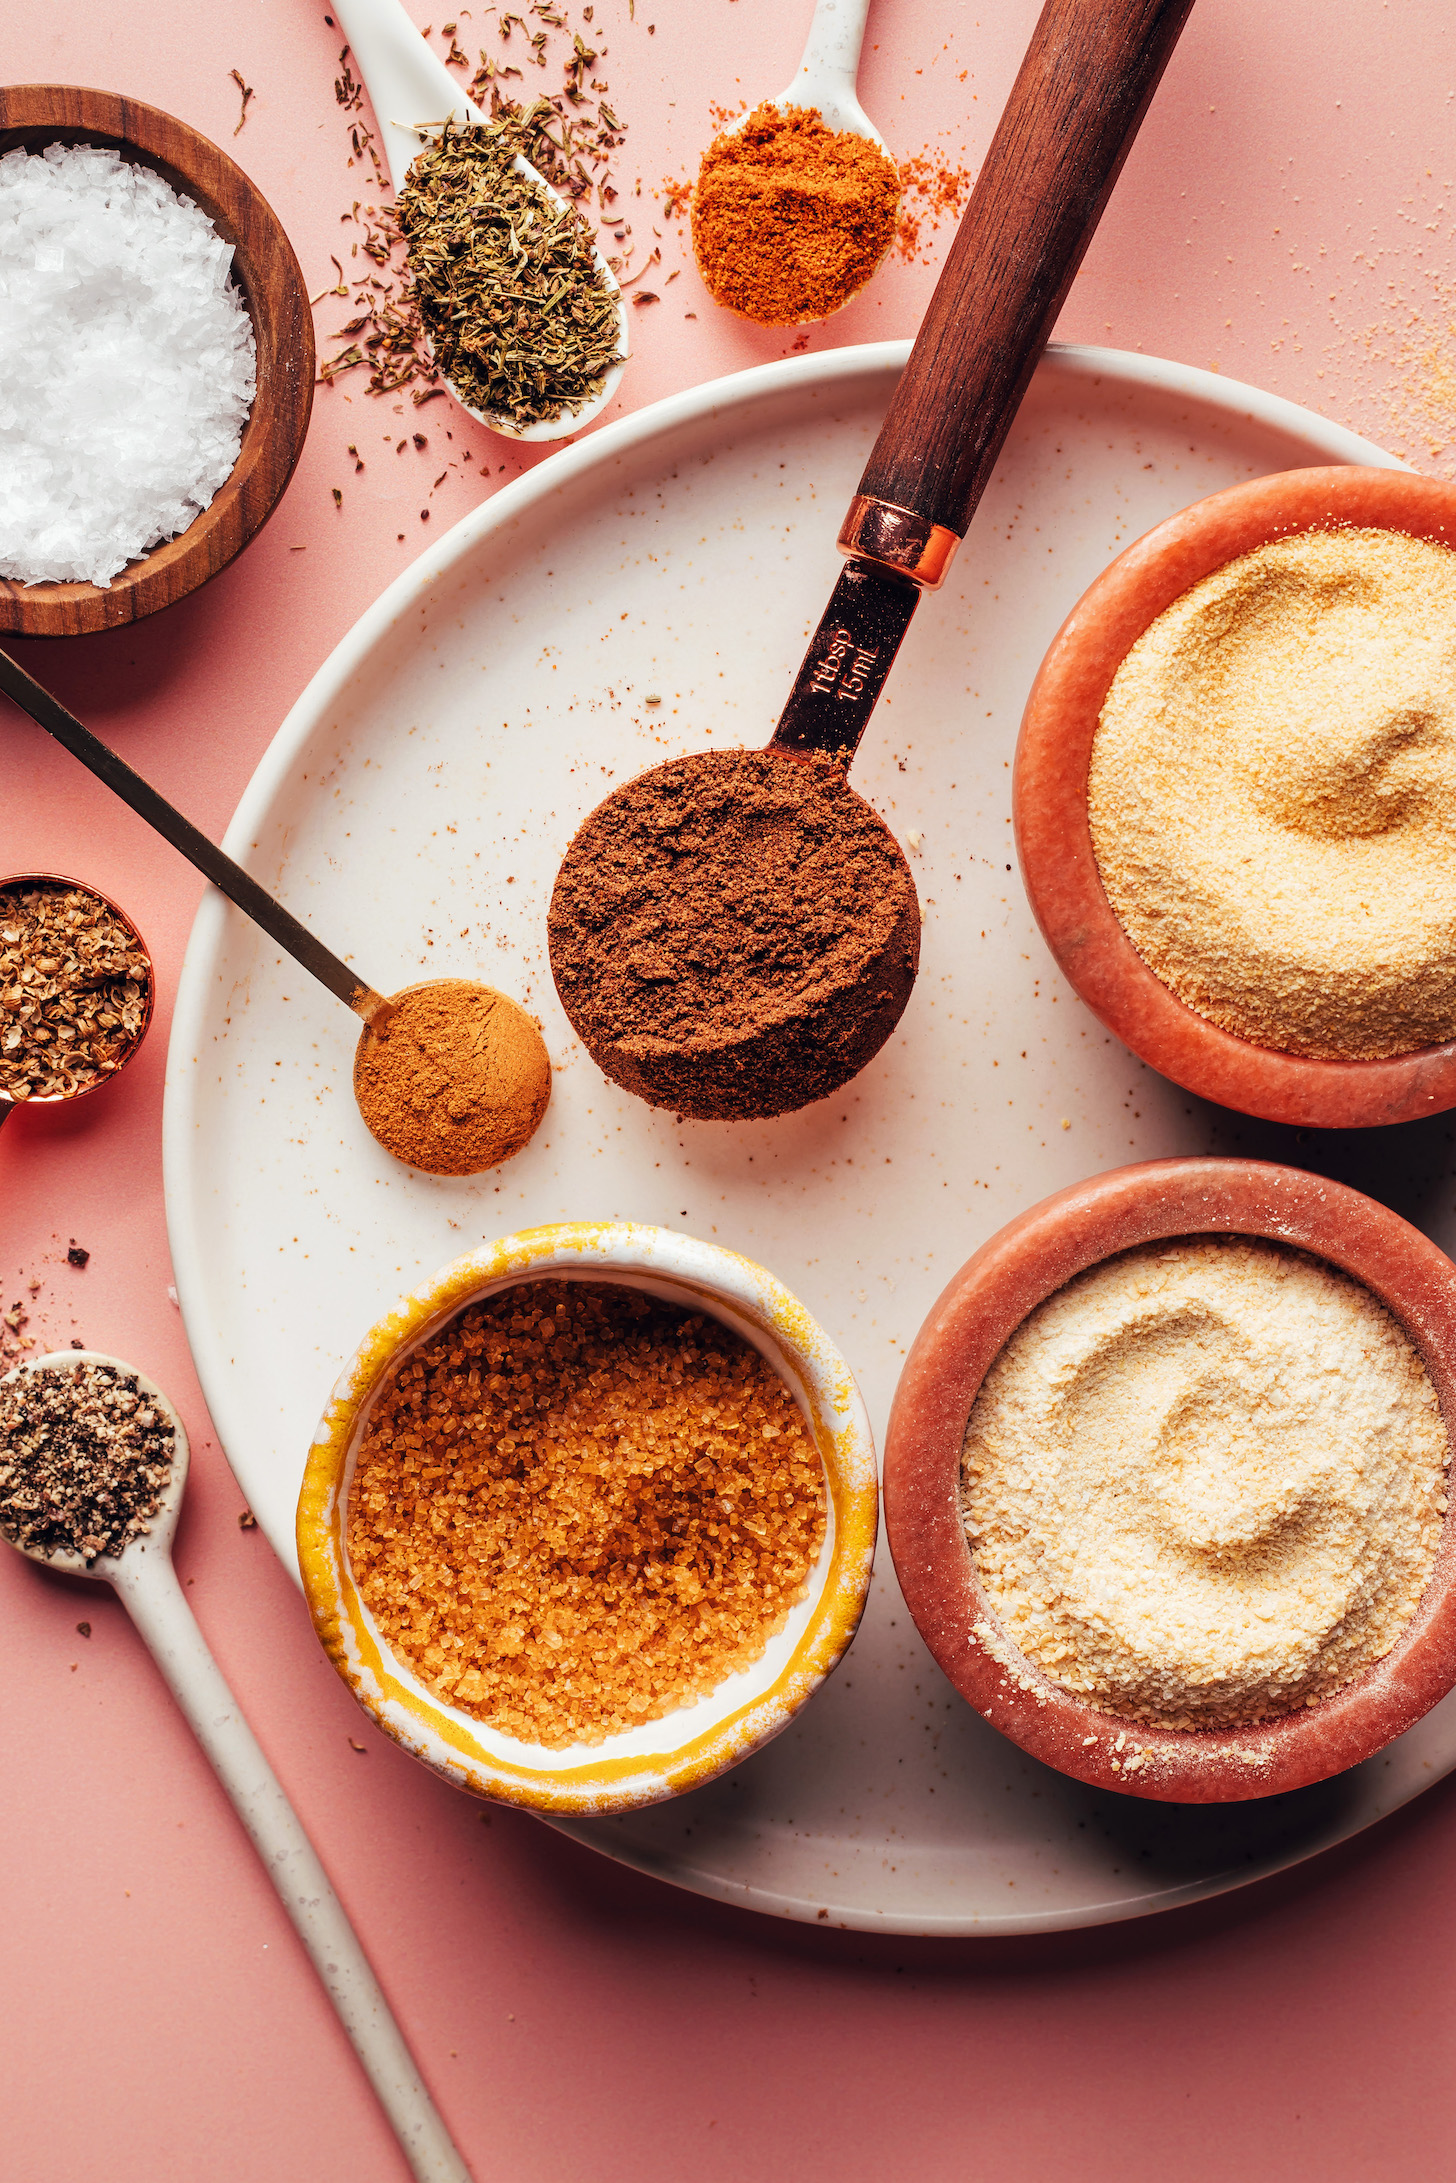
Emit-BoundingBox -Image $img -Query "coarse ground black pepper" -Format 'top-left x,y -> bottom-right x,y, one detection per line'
0,1361 -> 174,1564
548,748 -> 920,1120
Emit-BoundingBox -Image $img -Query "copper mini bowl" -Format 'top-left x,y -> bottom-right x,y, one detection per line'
883,1156 -> 1456,1803
0,85 -> 314,639
1014,466 -> 1456,1129
0,871 -> 155,1121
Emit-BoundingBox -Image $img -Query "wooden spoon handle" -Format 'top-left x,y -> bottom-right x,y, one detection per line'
845,0 -> 1195,579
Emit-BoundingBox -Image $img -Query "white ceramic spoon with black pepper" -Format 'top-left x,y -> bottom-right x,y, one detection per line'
1,1349 -> 474,2183
331,0 -> 628,439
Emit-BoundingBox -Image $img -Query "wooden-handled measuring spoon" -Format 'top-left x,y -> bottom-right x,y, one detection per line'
0,649 -> 549,1174
549,0 -> 1196,1123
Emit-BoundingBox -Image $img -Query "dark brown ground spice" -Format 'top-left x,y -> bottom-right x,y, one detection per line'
548,748 -> 920,1121
348,1280 -> 827,1748
0,1361 -> 173,1564
690,104 -> 900,325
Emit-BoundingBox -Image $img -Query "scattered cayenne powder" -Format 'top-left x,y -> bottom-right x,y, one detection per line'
962,1237 -> 1450,1731
347,1279 -> 827,1747
1089,527 -> 1456,1059
0,881 -> 150,1103
547,748 -> 920,1121
353,979 -> 550,1176
0,1359 -> 174,1564
691,104 -> 900,325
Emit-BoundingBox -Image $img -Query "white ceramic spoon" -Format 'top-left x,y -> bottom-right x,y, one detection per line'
719,0 -> 897,322
2,1350 -> 473,2183
331,0 -> 628,442
751,0 -> 889,155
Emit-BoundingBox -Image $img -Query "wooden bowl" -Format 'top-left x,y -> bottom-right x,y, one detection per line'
884,1157 -> 1456,1802
1013,467 -> 1456,1128
0,85 -> 314,638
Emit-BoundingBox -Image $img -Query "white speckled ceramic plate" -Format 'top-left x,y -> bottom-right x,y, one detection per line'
166,342 -> 1456,1934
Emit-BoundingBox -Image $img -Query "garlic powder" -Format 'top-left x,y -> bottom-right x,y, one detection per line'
1089,527 -> 1456,1059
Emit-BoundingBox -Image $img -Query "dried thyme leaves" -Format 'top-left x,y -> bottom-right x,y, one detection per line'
398,122 -> 622,428
320,1 -> 632,408
0,1361 -> 173,1564
0,883 -> 150,1103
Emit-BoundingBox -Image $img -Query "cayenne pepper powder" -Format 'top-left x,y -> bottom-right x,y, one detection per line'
691,104 -> 900,325
548,748 -> 920,1121
353,979 -> 550,1175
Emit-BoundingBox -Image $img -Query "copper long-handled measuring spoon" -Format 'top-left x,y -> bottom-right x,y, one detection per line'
0,649 -> 549,1172
549,0 -> 1196,1123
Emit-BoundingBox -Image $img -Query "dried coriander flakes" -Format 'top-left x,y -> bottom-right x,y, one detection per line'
397,121 -> 622,429
0,883 -> 149,1102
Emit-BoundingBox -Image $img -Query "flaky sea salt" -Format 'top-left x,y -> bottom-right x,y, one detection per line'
0,142 -> 257,587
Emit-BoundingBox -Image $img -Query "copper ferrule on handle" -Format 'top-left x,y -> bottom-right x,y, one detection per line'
837,497 -> 961,591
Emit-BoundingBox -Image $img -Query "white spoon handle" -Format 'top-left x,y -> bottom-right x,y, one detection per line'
331,0 -> 485,194
114,1551 -> 473,2183
792,0 -> 874,103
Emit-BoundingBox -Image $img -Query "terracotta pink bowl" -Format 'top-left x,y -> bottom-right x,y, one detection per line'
1014,466 -> 1456,1129
883,1157 -> 1456,1802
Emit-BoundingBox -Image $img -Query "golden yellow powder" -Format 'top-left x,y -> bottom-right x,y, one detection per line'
347,1280 -> 827,1748
1089,526 -> 1456,1059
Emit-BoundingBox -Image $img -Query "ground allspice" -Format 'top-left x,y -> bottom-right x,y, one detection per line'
347,1280 -> 828,1748
548,747 -> 920,1121
353,979 -> 550,1175
691,103 -> 900,325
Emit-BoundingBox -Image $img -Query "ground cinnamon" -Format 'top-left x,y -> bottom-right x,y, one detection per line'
353,979 -> 550,1175
547,747 -> 919,1121
690,104 -> 900,325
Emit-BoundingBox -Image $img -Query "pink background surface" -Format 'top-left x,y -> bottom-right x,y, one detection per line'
4,3 -> 1456,2177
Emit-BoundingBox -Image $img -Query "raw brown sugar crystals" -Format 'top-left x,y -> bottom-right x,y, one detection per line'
347,1280 -> 828,1748
691,104 -> 900,325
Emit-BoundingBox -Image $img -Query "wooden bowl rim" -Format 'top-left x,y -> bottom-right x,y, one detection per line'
1012,465 -> 1456,1129
883,1156 -> 1456,1803
0,84 -> 314,638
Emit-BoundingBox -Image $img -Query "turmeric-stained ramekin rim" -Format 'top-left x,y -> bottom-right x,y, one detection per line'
884,1157 -> 1456,1803
298,1222 -> 879,1815
1013,466 -> 1456,1129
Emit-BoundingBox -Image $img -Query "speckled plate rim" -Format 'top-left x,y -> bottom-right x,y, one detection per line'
296,1221 -> 879,1815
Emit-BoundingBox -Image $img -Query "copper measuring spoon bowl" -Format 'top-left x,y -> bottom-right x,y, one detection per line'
0,870 -> 155,1131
